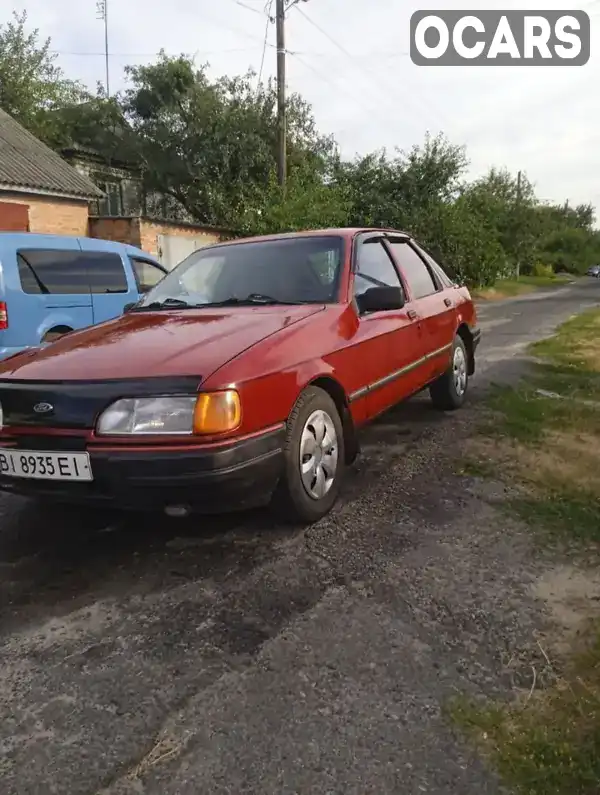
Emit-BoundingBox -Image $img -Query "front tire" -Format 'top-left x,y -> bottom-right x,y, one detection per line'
270,387 -> 345,524
430,335 -> 469,411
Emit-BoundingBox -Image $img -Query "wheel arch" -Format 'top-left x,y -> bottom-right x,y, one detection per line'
307,375 -> 358,465
456,323 -> 475,376
41,324 -> 74,343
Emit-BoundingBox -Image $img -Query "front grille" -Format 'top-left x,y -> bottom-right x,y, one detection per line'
0,376 -> 203,429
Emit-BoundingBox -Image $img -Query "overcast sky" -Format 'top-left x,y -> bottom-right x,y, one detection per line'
8,0 -> 600,210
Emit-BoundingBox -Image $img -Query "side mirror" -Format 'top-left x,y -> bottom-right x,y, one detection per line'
357,285 -> 405,314
123,302 -> 137,314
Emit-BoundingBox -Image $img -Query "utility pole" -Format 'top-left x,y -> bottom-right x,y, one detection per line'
104,1 -> 109,97
96,0 -> 110,97
515,169 -> 522,280
276,0 -> 286,187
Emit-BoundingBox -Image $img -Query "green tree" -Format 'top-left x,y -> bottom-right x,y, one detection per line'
460,168 -> 539,275
0,11 -> 87,143
539,227 -> 600,273
423,198 -> 505,287
335,133 -> 467,231
117,54 -> 344,230
241,167 -> 350,236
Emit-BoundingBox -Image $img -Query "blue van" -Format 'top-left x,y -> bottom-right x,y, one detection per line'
0,233 -> 168,359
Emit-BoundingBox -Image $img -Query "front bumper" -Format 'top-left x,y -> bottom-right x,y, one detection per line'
0,425 -> 286,513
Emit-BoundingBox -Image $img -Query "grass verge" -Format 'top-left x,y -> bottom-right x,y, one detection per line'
448,653 -> 600,795
452,308 -> 600,794
473,274 -> 573,301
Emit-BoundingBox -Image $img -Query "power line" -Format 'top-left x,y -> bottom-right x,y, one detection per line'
257,0 -> 274,87
234,0 -> 264,13
290,52 -> 397,128
51,46 -> 408,60
292,4 -> 450,133
201,9 -> 280,50
50,46 -> 274,58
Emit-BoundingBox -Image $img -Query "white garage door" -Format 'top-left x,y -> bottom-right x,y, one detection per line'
157,235 -> 213,270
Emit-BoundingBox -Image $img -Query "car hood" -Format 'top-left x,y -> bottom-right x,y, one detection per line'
0,306 -> 324,381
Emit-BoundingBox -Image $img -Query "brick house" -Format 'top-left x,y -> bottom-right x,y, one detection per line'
0,108 -> 104,234
62,144 -> 230,269
0,109 -> 231,268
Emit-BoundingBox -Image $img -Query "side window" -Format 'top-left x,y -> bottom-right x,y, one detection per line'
85,252 -> 128,294
353,240 -> 401,299
414,243 -> 454,288
17,250 -> 89,295
388,242 -> 437,300
130,257 -> 166,293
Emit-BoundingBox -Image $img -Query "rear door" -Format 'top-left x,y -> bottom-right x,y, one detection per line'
387,238 -> 457,380
14,240 -> 93,343
77,240 -> 136,324
349,235 -> 427,420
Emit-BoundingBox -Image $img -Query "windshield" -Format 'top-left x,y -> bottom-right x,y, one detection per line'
137,235 -> 345,308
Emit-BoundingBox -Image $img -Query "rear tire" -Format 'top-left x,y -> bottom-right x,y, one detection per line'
270,387 -> 345,525
429,335 -> 469,411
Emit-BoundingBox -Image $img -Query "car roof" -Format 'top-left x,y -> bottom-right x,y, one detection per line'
212,228 -> 412,247
0,232 -> 155,259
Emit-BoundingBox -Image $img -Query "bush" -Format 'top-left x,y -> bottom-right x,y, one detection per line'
532,262 -> 555,278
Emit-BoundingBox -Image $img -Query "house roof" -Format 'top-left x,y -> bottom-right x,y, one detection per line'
61,144 -> 141,174
0,108 -> 104,200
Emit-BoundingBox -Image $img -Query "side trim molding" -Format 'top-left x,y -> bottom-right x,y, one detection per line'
348,343 -> 453,403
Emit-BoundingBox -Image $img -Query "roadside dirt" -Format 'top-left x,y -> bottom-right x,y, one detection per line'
1,280 -> 600,795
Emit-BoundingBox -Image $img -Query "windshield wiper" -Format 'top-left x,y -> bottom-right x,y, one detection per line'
134,298 -> 193,311
134,294 -> 311,312
201,294 -> 307,307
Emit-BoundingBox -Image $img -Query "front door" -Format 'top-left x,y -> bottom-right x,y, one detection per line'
348,236 -> 427,420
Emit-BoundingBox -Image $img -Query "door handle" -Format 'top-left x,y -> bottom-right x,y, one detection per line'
407,309 -> 418,320
444,297 -> 453,307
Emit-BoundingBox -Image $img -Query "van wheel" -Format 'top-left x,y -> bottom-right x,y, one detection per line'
270,387 -> 345,525
430,335 -> 469,410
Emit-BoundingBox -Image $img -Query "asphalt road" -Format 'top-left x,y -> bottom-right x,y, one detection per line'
2,279 -> 599,795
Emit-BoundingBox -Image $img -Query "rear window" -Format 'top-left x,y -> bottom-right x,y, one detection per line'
17,250 -> 128,295
414,244 -> 455,288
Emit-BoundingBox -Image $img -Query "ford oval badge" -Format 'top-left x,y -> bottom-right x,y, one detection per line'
33,402 -> 53,414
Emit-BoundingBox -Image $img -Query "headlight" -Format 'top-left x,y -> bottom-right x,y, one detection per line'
96,391 -> 241,436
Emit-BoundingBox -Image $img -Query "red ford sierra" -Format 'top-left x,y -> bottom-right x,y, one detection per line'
0,229 -> 480,523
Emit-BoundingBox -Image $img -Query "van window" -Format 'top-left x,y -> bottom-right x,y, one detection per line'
17,250 -> 128,295
85,253 -> 128,293
17,250 -> 89,294
130,257 -> 166,293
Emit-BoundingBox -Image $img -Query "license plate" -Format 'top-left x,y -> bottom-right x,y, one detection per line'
0,449 -> 93,481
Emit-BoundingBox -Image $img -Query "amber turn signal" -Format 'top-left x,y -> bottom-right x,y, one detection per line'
193,390 -> 241,434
